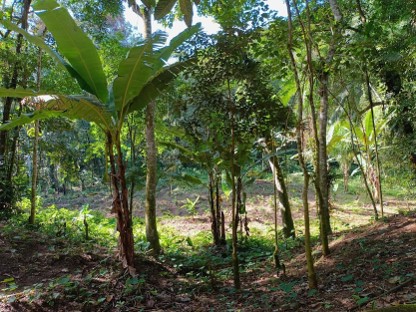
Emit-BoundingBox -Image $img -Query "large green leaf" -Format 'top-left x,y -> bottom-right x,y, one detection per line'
112,38 -> 160,114
157,23 -> 200,62
32,0 -> 108,103
0,90 -> 112,131
363,109 -> 373,140
0,109 -> 62,131
43,96 -> 113,128
154,0 -> 177,20
127,59 -> 193,114
114,26 -> 198,117
0,87 -> 42,98
124,26 -> 199,114
141,0 -> 156,8
179,0 -> 193,27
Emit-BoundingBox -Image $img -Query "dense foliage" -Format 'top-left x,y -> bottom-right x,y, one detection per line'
1,0 -> 416,310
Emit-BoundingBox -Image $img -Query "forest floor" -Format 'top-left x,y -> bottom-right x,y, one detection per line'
1,177 -> 416,311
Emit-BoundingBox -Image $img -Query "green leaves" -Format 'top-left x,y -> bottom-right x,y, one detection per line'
128,60 -> 193,114
116,25 -> 199,115
157,23 -> 200,62
32,0 -> 108,103
154,0 -> 197,27
0,92 -> 112,131
113,37 -> 158,114
155,0 -> 177,20
0,87 -> 41,98
141,0 -> 156,8
179,0 -> 193,27
1,0 -> 198,135
0,19 -> 66,72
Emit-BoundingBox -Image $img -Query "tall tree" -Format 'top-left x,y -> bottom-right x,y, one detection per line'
126,0 -> 199,255
285,0 -> 317,289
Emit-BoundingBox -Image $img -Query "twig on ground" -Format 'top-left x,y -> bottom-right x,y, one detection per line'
348,277 -> 415,311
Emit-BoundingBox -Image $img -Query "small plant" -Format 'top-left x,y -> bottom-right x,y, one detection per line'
181,196 -> 200,216
0,277 -> 18,292
124,277 -> 145,295
75,204 -> 92,240
278,280 -> 298,301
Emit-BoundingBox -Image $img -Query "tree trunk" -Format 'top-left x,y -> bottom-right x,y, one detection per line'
29,120 -> 39,225
268,153 -> 295,238
365,70 -> 384,217
317,71 -> 331,254
273,164 -> 282,271
107,132 -> 135,268
140,6 -> 161,256
286,0 -> 318,289
215,171 -> 226,243
342,162 -> 349,192
292,0 -> 331,254
145,99 -> 161,255
127,116 -> 137,217
343,101 -> 379,219
209,170 -> 224,245
229,81 -> 240,290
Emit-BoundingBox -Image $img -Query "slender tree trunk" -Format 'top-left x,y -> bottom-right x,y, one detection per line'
292,0 -> 331,255
273,164 -> 282,271
365,70 -> 384,217
209,170 -> 223,245
29,120 -> 39,225
145,99 -> 161,255
107,132 -> 135,268
342,162 -> 349,192
127,117 -> 137,217
140,7 -> 162,256
216,171 -> 226,243
286,0 -> 317,289
29,44 -> 43,225
269,153 -> 295,238
229,80 -> 240,290
342,102 -> 379,219
317,71 -> 331,253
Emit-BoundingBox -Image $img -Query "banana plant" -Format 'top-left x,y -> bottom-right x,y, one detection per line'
0,0 -> 199,269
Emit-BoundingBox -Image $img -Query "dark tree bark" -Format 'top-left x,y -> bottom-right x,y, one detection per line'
229,80 -> 240,290
107,131 -> 135,268
268,152 -> 295,238
209,169 -> 225,246
317,70 -> 331,254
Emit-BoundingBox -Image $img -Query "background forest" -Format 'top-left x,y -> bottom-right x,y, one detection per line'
1,0 -> 416,311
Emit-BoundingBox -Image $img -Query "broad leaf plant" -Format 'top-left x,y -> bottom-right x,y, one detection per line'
0,0 -> 199,269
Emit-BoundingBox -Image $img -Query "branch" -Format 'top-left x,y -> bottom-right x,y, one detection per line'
355,0 -> 366,23
348,277 -> 415,311
358,102 -> 386,115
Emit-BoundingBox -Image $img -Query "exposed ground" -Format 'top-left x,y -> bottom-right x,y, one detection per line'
1,178 -> 416,311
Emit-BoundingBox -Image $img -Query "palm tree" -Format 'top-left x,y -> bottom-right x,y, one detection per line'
0,0 -> 199,269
